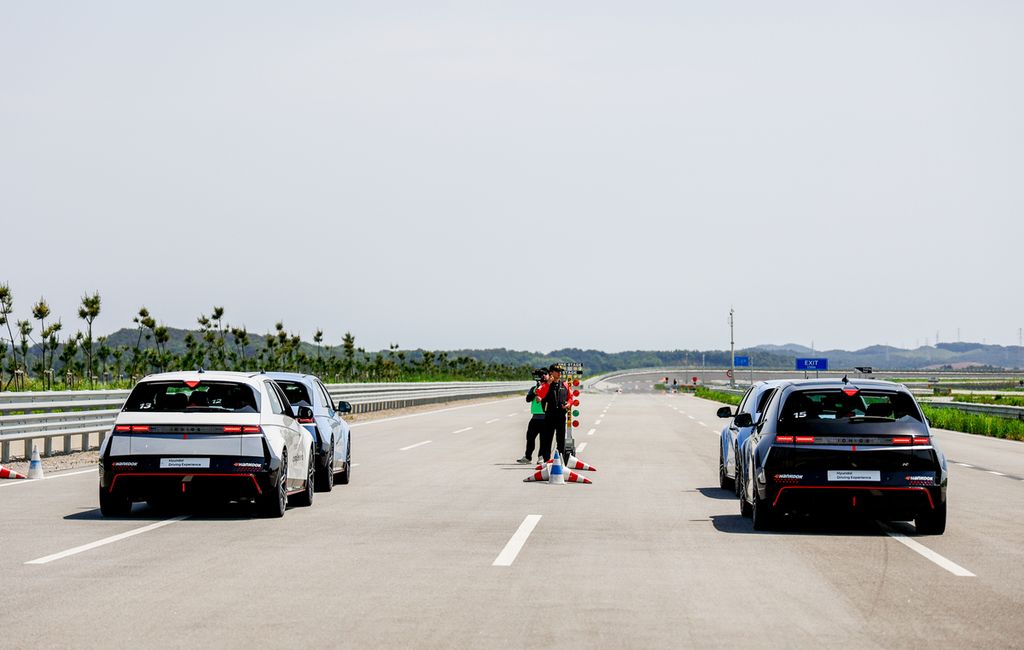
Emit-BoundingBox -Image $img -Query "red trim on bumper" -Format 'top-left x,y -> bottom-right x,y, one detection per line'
772,485 -> 935,509
110,473 -> 262,495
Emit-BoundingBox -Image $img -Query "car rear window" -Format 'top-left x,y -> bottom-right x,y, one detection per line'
124,381 -> 260,413
781,389 -> 922,423
275,381 -> 312,407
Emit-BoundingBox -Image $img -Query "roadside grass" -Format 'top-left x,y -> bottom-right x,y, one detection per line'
921,405 -> 1024,442
694,386 -> 742,407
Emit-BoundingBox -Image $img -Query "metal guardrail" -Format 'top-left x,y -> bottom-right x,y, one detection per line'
921,401 -> 1024,421
0,381 -> 530,463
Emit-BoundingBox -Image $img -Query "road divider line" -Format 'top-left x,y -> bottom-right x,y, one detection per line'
882,527 -> 975,577
452,427 -> 473,434
26,516 -> 189,565
0,467 -> 97,489
399,440 -> 432,451
987,470 -> 1006,476
485,418 -> 501,424
586,428 -> 596,436
493,515 -> 542,567
577,442 -> 588,453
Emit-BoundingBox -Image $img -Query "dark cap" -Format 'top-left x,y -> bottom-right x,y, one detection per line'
548,363 -> 565,373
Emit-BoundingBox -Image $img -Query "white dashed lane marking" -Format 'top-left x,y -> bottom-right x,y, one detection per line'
577,442 -> 588,453
493,515 -> 542,567
399,440 -> 432,451
453,427 -> 473,434
882,526 -> 975,577
26,516 -> 189,565
485,418 -> 501,424
586,428 -> 596,436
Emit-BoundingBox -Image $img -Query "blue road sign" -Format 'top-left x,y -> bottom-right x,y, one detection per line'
796,358 -> 829,371
733,356 -> 750,367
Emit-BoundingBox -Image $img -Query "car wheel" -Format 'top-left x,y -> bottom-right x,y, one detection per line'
914,501 -> 947,535
719,448 -> 734,491
99,487 -> 132,517
260,451 -> 288,518
751,489 -> 775,531
337,438 -> 351,485
739,484 -> 753,518
315,441 -> 335,493
291,445 -> 315,507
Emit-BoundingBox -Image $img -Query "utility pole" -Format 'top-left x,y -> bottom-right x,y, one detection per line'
729,308 -> 736,388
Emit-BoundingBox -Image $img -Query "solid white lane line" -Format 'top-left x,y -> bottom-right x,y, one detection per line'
349,397 -> 516,428
26,516 -> 188,565
577,442 -> 588,453
586,428 -> 596,436
884,528 -> 975,577
485,418 -> 501,424
453,427 -> 473,434
0,467 -> 97,488
399,440 -> 432,451
493,515 -> 542,567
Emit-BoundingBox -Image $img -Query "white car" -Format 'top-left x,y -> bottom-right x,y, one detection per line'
98,371 -> 316,517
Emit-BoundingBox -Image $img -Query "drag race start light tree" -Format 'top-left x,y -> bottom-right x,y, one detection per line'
564,362 -> 584,448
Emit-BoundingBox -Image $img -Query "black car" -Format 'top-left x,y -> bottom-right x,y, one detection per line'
737,378 -> 947,534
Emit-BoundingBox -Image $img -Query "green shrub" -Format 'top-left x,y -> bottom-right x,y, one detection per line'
921,405 -> 1024,442
694,386 -> 742,407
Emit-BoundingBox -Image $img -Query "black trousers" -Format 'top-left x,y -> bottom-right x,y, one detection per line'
539,416 -> 567,462
524,417 -> 545,458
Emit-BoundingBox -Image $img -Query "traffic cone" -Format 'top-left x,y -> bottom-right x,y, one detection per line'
523,465 -> 550,482
27,446 -> 44,480
548,450 -> 565,485
565,470 -> 592,484
0,465 -> 27,479
565,455 -> 596,471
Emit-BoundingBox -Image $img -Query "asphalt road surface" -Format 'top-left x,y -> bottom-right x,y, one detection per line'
2,390 -> 1023,648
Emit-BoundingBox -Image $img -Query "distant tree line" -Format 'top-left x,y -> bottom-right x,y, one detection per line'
0,284 -> 533,391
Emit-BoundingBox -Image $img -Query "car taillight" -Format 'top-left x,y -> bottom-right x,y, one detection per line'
115,425 -> 131,432
776,435 -> 794,443
913,436 -> 929,445
892,437 -> 912,444
115,425 -> 149,432
297,418 -> 314,424
223,426 -> 242,433
243,426 -> 261,433
794,436 -> 815,444
893,436 -> 930,445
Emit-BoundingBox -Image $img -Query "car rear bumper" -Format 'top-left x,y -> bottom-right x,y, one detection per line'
101,455 -> 279,502
768,483 -> 943,519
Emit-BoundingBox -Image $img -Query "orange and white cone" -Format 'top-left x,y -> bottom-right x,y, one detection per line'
565,470 -> 592,484
27,446 -> 44,480
565,455 -> 596,471
523,465 -> 550,482
0,465 -> 27,479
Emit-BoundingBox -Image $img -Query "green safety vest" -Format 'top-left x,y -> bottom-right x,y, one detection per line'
531,396 -> 545,416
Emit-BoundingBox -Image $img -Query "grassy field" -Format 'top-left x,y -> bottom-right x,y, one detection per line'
953,394 -> 1024,408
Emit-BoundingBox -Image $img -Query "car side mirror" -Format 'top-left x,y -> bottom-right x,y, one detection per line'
336,401 -> 352,414
733,413 -> 754,428
716,406 -> 734,418
296,406 -> 314,420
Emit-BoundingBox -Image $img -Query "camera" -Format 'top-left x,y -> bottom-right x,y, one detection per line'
532,368 -> 549,382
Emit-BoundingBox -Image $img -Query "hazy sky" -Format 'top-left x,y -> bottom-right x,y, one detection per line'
3,1 -> 1021,353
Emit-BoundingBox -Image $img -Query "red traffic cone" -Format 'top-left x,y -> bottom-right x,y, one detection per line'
565,470 -> 592,484
0,465 -> 27,479
523,465 -> 550,482
565,455 -> 596,471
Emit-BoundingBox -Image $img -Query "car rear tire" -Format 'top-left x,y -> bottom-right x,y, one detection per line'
719,461 -> 733,491
314,441 -> 335,493
914,501 -> 946,535
751,490 -> 776,531
99,487 -> 132,517
291,446 -> 315,507
260,451 -> 288,518
336,438 -> 351,485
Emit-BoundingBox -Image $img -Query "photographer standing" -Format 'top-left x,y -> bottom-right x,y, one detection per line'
517,368 -> 549,464
534,363 -> 573,462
